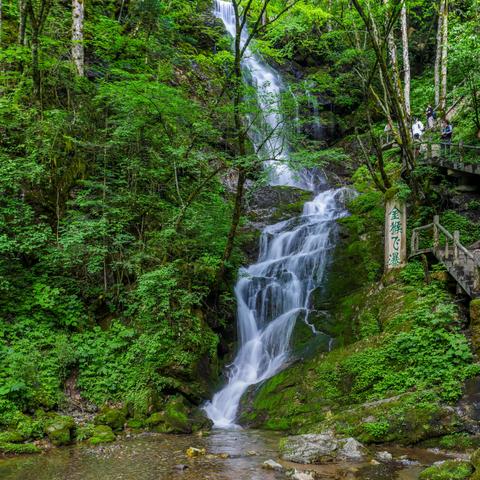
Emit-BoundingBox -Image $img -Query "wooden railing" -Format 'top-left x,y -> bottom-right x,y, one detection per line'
411,215 -> 480,297
416,141 -> 480,164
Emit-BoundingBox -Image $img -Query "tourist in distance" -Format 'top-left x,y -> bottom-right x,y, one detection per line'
440,119 -> 453,155
412,118 -> 425,140
426,105 -> 435,129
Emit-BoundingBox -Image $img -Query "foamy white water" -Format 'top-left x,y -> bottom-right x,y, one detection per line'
204,0 -> 350,428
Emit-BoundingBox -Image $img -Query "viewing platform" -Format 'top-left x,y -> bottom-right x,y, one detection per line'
410,215 -> 480,298
417,142 -> 480,177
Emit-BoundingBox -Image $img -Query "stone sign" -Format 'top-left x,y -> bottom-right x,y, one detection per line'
385,199 -> 407,270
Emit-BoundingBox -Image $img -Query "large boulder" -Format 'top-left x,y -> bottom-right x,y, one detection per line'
44,415 -> 75,446
279,432 -> 366,464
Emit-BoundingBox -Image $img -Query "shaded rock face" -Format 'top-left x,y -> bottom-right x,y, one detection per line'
144,396 -> 213,434
280,433 -> 366,464
242,185 -> 313,261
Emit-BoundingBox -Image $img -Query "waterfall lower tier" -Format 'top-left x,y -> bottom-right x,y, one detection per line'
204,188 -> 350,428
204,0 -> 350,428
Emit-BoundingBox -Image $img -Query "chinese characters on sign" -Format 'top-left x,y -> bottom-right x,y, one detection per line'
385,200 -> 406,271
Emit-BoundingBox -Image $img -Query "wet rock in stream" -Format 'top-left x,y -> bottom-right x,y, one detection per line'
280,433 -> 366,464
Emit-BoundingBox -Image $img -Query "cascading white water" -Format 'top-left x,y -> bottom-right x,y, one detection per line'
205,0 -> 350,428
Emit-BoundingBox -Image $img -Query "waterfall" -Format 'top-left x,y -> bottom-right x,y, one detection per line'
205,0 -> 350,429
304,81 -> 326,141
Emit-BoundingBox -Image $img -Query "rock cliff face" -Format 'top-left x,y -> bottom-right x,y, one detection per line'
241,185 -> 313,263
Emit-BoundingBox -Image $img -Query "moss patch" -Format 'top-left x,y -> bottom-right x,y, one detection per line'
0,442 -> 41,454
418,460 -> 473,479
89,425 -> 115,445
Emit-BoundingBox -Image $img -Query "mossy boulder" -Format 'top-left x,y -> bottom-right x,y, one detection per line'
89,425 -> 115,445
144,395 -> 207,433
0,431 -> 24,443
94,406 -> 126,432
418,460 -> 473,479
145,396 -> 195,434
126,418 -> 144,430
0,442 -> 41,454
44,415 -> 75,446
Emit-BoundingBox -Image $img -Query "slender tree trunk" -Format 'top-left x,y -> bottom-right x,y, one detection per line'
401,3 -> 411,118
383,0 -> 403,103
434,0 -> 445,109
351,0 -> 416,182
439,0 -> 448,116
72,0 -> 84,76
217,53 -> 246,285
18,0 -> 27,44
31,31 -> 41,98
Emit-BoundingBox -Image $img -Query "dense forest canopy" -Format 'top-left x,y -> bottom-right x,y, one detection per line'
0,0 -> 479,457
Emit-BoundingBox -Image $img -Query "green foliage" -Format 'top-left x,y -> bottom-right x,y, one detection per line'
419,461 -> 473,480
440,211 -> 480,246
362,420 -> 390,439
0,0 -> 238,426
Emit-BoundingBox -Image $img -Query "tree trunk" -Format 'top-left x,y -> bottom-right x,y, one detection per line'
439,0 -> 448,116
351,0 -> 416,185
18,0 -> 27,44
434,0 -> 445,109
216,50 -> 246,285
31,31 -> 40,98
383,0 -> 403,103
72,0 -> 84,76
401,3 -> 411,118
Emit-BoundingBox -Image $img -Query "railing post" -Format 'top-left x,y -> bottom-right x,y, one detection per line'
428,143 -> 432,160
411,231 -> 416,255
459,141 -> 464,162
445,238 -> 449,259
453,231 -> 459,262
433,215 -> 440,249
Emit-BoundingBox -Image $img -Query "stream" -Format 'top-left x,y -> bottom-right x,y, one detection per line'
0,430 -> 454,480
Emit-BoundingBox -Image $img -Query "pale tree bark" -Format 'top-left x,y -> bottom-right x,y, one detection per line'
351,0 -> 418,199
382,0 -> 404,104
439,0 -> 448,115
434,0 -> 445,108
72,0 -> 84,76
401,2 -> 411,118
18,0 -> 27,44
